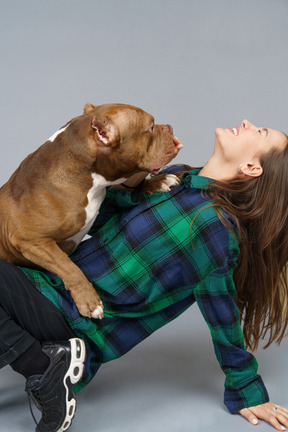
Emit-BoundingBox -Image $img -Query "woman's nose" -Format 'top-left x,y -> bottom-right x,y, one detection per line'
242,119 -> 256,130
242,119 -> 249,129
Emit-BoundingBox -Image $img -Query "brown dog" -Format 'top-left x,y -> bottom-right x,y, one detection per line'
0,103 -> 183,318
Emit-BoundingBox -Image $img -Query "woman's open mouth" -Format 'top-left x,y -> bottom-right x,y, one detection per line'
227,126 -> 241,136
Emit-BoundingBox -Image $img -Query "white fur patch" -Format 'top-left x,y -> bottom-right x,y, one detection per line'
48,125 -> 69,142
91,304 -> 104,319
158,174 -> 180,192
66,173 -> 127,247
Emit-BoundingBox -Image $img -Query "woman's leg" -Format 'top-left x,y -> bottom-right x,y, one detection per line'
0,259 -> 85,431
0,259 -> 76,372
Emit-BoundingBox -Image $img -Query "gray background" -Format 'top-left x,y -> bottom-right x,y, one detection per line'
0,0 -> 288,431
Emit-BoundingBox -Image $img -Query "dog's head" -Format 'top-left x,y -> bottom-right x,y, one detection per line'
82,102 -> 183,180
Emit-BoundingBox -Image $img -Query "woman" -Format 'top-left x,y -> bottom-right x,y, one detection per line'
1,119 -> 288,432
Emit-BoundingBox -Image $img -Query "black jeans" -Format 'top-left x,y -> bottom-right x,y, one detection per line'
0,259 -> 75,369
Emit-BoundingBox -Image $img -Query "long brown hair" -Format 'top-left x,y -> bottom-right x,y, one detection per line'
206,141 -> 288,351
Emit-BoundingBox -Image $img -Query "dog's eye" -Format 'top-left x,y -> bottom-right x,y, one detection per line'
149,125 -> 154,132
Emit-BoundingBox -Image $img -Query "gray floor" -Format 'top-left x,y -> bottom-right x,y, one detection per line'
0,306 -> 287,432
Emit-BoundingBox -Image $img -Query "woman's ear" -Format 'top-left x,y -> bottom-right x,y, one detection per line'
240,162 -> 263,178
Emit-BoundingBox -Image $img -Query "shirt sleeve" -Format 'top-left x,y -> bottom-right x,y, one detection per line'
89,165 -> 186,235
193,241 -> 269,414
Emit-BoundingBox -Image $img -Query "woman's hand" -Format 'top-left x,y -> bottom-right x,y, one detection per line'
239,402 -> 288,431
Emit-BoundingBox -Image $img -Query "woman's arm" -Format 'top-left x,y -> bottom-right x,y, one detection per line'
194,261 -> 269,413
193,231 -> 288,430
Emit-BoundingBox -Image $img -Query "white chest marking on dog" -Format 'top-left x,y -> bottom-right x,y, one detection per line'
48,125 -> 69,142
67,173 -> 127,248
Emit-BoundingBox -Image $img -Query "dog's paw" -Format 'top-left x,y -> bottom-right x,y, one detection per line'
157,174 -> 180,192
74,288 -> 104,319
91,303 -> 104,319
142,173 -> 180,195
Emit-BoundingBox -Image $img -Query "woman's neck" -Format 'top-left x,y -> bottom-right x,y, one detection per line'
198,154 -> 236,181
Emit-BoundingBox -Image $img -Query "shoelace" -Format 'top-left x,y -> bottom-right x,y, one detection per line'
26,387 -> 47,429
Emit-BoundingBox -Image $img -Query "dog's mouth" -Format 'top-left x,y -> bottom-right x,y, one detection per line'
149,134 -> 184,175
173,136 -> 184,150
150,135 -> 183,176
151,167 -> 162,175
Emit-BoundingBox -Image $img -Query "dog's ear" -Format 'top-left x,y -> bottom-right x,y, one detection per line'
92,116 -> 120,147
83,102 -> 97,114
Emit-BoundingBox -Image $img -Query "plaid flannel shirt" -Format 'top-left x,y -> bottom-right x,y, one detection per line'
20,165 -> 269,413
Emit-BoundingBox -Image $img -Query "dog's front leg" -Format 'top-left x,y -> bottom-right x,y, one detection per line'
18,239 -> 104,319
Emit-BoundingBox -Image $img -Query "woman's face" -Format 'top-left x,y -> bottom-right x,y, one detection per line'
214,119 -> 287,171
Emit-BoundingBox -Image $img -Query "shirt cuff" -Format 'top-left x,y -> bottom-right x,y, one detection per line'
224,375 -> 269,414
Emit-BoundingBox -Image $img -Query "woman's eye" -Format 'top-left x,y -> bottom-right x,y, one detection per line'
258,129 -> 261,134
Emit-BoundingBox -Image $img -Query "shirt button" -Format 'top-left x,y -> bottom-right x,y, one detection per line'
185,175 -> 191,183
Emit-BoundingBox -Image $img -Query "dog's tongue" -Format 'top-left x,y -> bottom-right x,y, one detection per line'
151,167 -> 161,175
173,136 -> 183,149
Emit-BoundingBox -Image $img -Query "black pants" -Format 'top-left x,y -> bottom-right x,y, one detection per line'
0,259 -> 75,369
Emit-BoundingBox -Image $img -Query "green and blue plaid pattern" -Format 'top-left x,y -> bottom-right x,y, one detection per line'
20,166 -> 269,413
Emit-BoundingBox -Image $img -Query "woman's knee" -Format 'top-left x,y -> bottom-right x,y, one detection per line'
0,260 -> 29,298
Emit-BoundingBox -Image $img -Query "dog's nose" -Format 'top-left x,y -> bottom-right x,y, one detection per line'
163,125 -> 174,135
166,124 -> 174,135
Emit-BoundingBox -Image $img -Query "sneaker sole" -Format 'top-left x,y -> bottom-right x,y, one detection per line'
58,338 -> 86,432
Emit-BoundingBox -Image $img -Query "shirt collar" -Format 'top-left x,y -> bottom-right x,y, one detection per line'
181,169 -> 212,190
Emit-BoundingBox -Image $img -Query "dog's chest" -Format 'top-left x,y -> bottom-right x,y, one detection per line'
66,173 -> 125,247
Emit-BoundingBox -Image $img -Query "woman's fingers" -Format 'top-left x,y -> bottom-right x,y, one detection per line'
259,402 -> 288,430
239,402 -> 288,431
277,406 -> 288,415
238,407 -> 259,425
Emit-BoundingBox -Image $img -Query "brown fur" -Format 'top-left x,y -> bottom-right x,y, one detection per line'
0,103 -> 181,318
